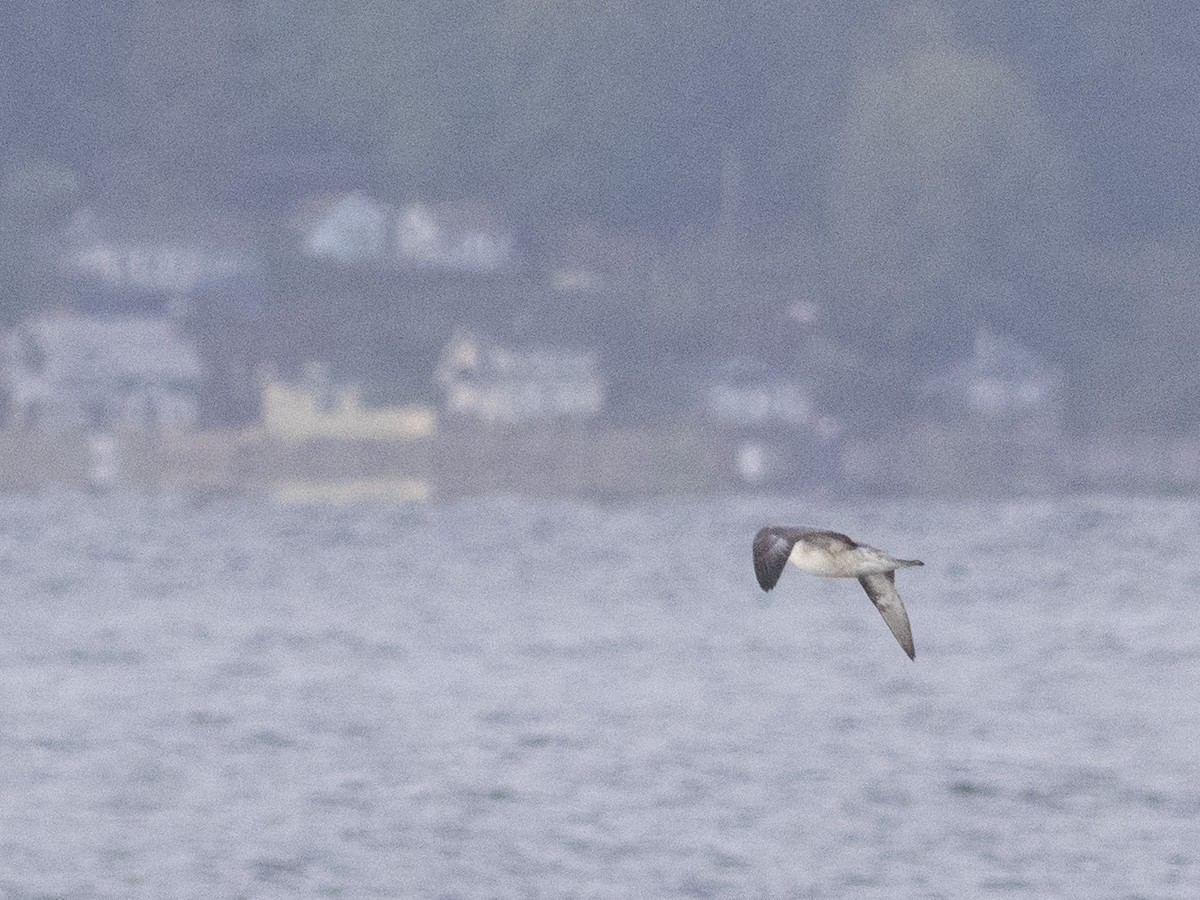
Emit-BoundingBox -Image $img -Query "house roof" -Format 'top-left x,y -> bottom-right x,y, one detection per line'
292,192 -> 516,271
51,203 -> 263,295
435,330 -> 599,385
12,314 -> 202,384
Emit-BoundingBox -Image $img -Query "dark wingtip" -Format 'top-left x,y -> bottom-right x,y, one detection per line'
754,563 -> 779,592
752,527 -> 789,591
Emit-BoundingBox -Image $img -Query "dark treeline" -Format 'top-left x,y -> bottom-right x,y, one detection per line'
3,1 -> 1200,431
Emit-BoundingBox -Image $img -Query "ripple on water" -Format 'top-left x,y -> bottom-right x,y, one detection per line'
0,493 -> 1198,897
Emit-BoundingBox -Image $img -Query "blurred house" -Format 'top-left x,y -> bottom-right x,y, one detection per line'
295,192 -> 514,273
295,191 -> 391,264
707,357 -> 821,430
920,328 -> 1064,430
706,357 -> 841,486
253,363 -> 435,505
2,313 -> 203,430
51,204 -> 265,315
842,330 -> 1068,494
395,200 -> 513,273
260,362 -> 434,441
45,203 -> 268,427
435,330 -> 603,424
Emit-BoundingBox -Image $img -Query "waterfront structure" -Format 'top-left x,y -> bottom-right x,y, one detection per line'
435,330 -> 604,424
3,312 -> 203,431
260,362 -> 434,442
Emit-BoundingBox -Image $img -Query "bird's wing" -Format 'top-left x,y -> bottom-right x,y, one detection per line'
752,527 -> 797,591
857,572 -> 916,660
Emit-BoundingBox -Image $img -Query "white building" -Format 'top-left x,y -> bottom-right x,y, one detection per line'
706,357 -> 838,436
435,331 -> 603,424
55,205 -> 261,297
394,201 -> 514,273
298,192 -> 392,264
3,314 -> 203,430
295,192 -> 514,273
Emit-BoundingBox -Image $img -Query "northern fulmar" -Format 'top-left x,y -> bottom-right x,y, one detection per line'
753,526 -> 923,660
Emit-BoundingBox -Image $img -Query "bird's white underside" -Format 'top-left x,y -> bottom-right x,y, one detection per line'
787,541 -> 906,578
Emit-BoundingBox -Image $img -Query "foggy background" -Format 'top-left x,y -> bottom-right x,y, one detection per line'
3,1 -> 1198,435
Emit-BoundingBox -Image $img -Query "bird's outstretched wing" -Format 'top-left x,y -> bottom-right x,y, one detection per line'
753,527 -> 797,590
857,572 -> 916,660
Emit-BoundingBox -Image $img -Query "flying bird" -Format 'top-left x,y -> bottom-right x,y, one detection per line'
753,526 -> 923,660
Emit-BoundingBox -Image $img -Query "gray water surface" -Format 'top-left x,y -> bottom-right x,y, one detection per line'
1,493 -> 1197,898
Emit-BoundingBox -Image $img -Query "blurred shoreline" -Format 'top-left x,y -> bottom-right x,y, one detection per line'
1,426 -> 1198,501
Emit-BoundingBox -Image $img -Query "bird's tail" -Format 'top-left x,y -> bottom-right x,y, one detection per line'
895,557 -> 923,568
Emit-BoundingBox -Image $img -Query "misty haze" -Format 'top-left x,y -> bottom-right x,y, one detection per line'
2,3 -> 1198,897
